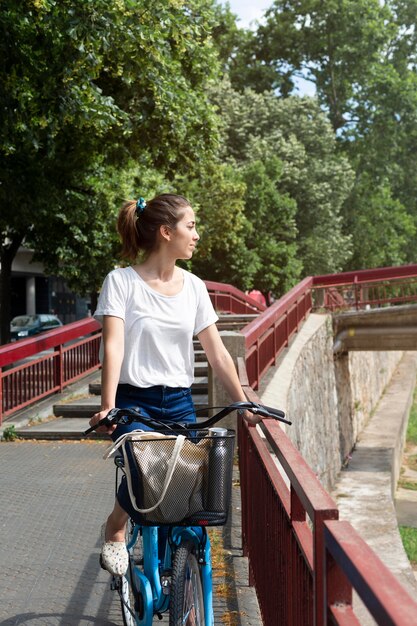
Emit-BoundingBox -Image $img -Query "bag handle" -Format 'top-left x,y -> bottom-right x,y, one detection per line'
104,431 -> 187,514
102,429 -> 146,460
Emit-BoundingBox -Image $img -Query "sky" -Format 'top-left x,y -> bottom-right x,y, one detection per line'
222,0 -> 271,29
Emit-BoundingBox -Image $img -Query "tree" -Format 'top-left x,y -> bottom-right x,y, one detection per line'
209,4 -> 277,94
213,81 -> 354,276
343,174 -> 415,270
244,0 -> 417,269
179,162 -> 260,290
241,158 -> 301,297
0,0 -> 221,343
254,0 -> 393,131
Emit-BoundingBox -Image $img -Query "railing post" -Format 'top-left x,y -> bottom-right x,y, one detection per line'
354,275 -> 360,310
0,367 -> 3,426
290,486 -> 305,626
314,512 -> 338,626
273,319 -> 277,365
208,331 -> 246,429
324,537 -> 353,623
286,311 -> 290,347
54,344 -> 64,392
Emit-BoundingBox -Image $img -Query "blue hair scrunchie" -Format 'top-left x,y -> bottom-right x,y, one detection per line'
136,197 -> 146,215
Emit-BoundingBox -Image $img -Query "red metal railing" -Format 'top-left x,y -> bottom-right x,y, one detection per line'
324,521 -> 417,625
238,265 -> 417,389
241,277 -> 313,389
205,280 -> 266,314
312,263 -> 417,311
238,361 -> 417,625
0,318 -> 101,424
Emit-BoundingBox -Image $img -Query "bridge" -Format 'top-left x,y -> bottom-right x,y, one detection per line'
1,264 -> 417,624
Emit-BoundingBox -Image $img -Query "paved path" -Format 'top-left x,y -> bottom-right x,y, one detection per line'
331,352 -> 417,624
0,440 -> 120,625
0,440 -> 260,625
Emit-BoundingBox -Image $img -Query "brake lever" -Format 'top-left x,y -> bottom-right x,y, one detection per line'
83,407 -> 123,436
251,407 -> 292,425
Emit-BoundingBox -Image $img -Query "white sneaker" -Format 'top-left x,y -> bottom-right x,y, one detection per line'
100,523 -> 129,576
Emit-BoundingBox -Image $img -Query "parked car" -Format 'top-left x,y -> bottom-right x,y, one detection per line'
10,314 -> 63,341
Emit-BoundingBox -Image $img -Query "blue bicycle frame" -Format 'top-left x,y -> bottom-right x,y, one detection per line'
125,524 -> 214,626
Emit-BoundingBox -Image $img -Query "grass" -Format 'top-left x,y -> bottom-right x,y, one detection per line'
406,453 -> 417,471
398,383 -> 417,568
398,479 -> 417,491
407,386 -> 417,444
399,527 -> 417,567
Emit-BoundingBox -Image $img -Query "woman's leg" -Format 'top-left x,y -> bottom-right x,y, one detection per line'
100,499 -> 130,576
105,499 -> 129,542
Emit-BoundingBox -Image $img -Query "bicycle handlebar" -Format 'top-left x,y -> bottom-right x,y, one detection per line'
83,401 -> 290,436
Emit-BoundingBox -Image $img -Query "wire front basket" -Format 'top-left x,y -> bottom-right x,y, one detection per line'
123,428 -> 235,526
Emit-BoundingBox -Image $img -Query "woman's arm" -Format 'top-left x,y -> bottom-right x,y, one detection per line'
198,324 -> 261,425
89,315 -> 125,433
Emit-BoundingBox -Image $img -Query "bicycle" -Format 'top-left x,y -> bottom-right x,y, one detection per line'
85,401 -> 290,626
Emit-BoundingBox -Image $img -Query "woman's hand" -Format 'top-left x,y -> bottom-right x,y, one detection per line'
89,409 -> 117,435
240,409 -> 262,426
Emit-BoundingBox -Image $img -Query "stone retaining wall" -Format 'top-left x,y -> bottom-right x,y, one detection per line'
259,313 -> 403,491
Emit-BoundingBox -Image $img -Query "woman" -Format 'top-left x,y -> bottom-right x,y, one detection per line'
89,193 -> 260,576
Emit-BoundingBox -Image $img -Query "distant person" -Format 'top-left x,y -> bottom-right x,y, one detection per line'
89,193 -> 260,575
248,289 -> 267,307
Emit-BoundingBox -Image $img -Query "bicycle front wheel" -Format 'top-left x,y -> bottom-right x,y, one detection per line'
120,573 -> 138,626
120,520 -> 142,626
169,540 -> 205,626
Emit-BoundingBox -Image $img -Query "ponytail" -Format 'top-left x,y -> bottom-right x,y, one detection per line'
117,201 -> 141,261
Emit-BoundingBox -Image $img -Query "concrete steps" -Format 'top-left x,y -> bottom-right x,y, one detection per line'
19,354 -> 210,438
217,314 -> 257,331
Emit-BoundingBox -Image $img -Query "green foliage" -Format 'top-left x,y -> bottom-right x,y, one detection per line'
256,0 -> 393,130
241,158 -> 301,296
2,425 -> 18,442
213,81 -> 354,276
182,155 -> 302,297
0,0 -> 221,169
243,0 -> 417,272
180,162 -> 259,290
408,386 -> 417,445
0,0 -> 222,341
344,174 -> 415,270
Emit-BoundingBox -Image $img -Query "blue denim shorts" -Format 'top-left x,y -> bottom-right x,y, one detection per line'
112,384 -> 196,522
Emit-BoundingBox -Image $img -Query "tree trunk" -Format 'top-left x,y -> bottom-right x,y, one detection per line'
0,234 -> 25,345
89,289 -> 98,315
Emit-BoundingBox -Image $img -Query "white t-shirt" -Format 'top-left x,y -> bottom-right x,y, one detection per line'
94,266 -> 218,388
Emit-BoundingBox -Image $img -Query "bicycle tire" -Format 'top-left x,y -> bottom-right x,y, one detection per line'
120,521 -> 142,626
169,540 -> 205,626
120,572 -> 138,626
